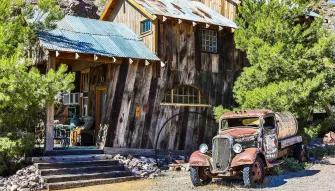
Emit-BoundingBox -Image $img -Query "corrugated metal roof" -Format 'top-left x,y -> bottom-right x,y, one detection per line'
133,0 -> 237,28
38,15 -> 160,61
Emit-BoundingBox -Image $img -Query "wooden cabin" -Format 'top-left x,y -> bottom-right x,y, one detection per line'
97,0 -> 247,151
38,0 -> 247,152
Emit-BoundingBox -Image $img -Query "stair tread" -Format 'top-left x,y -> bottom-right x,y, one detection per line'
36,159 -> 119,165
47,176 -> 139,190
41,164 -> 124,171
43,170 -> 131,179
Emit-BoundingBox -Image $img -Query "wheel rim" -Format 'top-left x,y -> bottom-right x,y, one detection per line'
251,161 -> 262,183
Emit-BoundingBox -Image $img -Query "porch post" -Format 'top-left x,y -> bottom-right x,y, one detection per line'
45,55 -> 56,151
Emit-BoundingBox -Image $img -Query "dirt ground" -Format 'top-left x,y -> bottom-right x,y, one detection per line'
62,157 -> 335,191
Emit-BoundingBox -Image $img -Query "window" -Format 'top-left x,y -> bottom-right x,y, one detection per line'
201,29 -> 218,53
161,85 -> 210,107
140,19 -> 152,34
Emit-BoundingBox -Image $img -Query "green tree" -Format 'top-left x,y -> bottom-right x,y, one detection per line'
0,0 -> 74,175
231,0 -> 335,119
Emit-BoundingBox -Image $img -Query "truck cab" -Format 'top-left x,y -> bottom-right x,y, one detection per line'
189,110 -> 305,187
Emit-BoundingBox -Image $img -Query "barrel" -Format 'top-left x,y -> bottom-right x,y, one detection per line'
275,112 -> 298,140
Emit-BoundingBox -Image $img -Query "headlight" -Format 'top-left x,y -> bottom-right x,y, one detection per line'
199,143 -> 208,154
233,143 -> 242,153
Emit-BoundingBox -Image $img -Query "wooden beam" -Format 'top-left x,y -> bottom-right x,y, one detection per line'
205,23 -> 210,28
178,19 -> 182,24
127,0 -> 157,20
129,58 -> 134,64
219,26 -> 223,31
162,16 -> 168,22
75,53 -> 80,59
45,55 -> 56,152
160,61 -> 166,67
100,0 -> 118,20
54,51 -> 121,64
192,22 -> 197,27
56,51 -> 60,57
145,60 -> 150,66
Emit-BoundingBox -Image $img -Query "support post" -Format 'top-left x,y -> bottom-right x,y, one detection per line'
45,55 -> 56,152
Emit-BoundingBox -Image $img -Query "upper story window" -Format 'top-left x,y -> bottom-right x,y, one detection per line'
201,29 -> 218,53
161,85 -> 210,107
140,19 -> 152,34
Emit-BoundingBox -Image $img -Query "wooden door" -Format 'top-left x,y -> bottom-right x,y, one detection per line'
95,86 -> 107,132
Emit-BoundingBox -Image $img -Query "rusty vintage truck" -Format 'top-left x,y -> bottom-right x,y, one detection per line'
189,110 -> 306,187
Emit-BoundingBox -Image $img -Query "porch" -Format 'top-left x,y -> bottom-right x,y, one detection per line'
37,15 -> 160,151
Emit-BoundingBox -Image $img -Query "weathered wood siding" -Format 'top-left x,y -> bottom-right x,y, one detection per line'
108,0 -> 156,52
98,0 -> 247,151
199,0 -> 239,20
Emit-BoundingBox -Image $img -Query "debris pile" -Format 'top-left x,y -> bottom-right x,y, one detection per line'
0,165 -> 44,191
113,154 -> 161,178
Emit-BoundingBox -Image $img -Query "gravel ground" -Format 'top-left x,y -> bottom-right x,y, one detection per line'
63,157 -> 335,191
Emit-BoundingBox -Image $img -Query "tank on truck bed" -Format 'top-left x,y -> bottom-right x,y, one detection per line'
189,109 -> 306,188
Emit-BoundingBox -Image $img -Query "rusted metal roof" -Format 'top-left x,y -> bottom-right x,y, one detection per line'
38,15 -> 160,61
131,0 -> 237,28
221,109 -> 273,118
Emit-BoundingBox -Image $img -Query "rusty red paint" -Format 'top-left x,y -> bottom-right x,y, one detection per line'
219,128 -> 257,138
222,109 -> 273,119
231,148 -> 258,167
189,151 -> 211,167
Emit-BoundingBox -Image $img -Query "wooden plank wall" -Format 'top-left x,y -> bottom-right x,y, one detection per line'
199,0 -> 239,20
108,0 -> 156,52
86,22 -> 245,152
91,0 -> 248,151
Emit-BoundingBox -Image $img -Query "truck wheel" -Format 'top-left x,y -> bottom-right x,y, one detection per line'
243,156 -> 265,187
190,166 -> 212,187
294,144 -> 307,162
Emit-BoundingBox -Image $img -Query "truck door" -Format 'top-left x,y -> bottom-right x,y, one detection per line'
262,115 -> 278,160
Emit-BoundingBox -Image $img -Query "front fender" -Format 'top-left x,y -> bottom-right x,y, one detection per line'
189,151 -> 211,167
231,148 -> 259,168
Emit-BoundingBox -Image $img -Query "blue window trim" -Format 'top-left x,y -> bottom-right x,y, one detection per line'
140,19 -> 152,34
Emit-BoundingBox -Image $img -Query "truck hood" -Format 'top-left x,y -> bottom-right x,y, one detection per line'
219,127 -> 258,138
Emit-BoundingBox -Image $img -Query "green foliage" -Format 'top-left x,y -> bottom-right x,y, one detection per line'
233,0 -> 335,119
302,117 -> 335,141
0,133 -> 34,176
282,157 -> 305,171
0,56 -> 74,132
0,0 -> 73,175
213,106 -> 232,121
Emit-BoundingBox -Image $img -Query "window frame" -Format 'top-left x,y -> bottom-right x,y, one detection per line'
161,85 -> 211,107
200,28 -> 218,53
140,19 -> 152,35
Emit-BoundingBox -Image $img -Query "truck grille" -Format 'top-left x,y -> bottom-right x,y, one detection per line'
212,137 -> 231,172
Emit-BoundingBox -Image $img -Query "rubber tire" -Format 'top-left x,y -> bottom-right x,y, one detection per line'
243,156 -> 265,188
294,144 -> 307,162
190,167 -> 212,187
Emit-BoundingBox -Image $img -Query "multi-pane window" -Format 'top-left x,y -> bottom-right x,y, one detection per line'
161,85 -> 210,107
201,29 -> 218,53
140,19 -> 152,34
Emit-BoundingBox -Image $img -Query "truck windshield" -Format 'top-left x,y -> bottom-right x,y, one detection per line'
221,117 -> 260,129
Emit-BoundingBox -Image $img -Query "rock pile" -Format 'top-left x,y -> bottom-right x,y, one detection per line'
113,154 -> 161,178
0,165 -> 44,191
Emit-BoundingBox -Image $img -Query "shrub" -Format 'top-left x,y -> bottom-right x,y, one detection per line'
282,157 -> 305,172
0,133 -> 34,176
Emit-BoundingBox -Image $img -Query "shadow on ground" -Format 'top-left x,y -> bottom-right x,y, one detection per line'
209,169 -> 320,189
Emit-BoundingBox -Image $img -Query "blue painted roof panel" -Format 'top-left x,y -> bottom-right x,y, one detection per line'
38,15 -> 160,61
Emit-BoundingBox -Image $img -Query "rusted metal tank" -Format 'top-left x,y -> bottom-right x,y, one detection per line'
275,112 -> 298,140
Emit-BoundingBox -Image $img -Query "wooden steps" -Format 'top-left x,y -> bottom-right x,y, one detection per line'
34,149 -> 138,190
